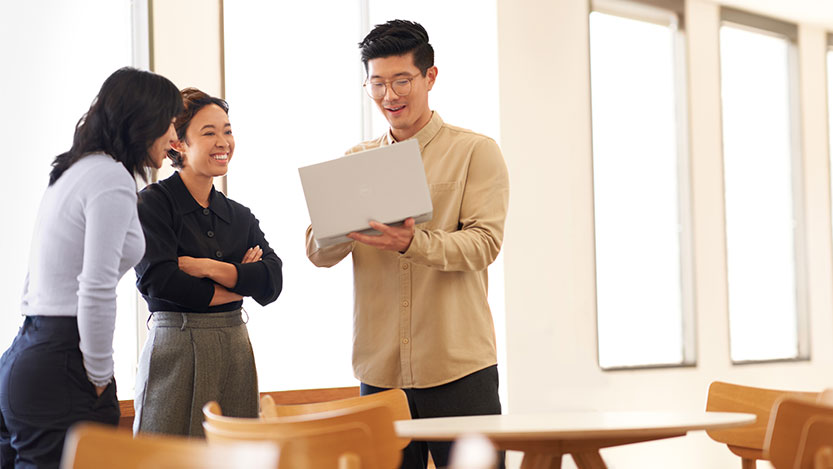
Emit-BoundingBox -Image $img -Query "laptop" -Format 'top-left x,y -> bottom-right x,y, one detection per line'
299,139 -> 433,248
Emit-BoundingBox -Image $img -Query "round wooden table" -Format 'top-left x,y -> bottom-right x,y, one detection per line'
394,410 -> 755,469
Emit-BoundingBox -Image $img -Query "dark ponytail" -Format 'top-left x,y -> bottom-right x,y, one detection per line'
49,67 -> 183,185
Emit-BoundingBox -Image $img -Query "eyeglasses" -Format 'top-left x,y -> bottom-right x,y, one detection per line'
363,73 -> 421,99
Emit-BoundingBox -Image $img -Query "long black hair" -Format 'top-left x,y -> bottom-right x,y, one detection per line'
49,67 -> 183,185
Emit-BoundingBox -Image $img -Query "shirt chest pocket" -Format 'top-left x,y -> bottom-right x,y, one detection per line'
425,182 -> 463,231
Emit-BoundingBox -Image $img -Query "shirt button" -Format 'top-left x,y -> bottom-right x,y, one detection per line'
207,231 -> 214,238
402,338 -> 409,344
215,250 -> 223,258
203,208 -> 210,215
402,263 -> 409,270
402,300 -> 409,307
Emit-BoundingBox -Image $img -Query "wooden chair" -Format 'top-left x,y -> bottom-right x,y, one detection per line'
817,389 -> 833,406
260,388 -> 412,450
203,400 -> 401,469
118,386 -> 361,430
261,386 -> 360,406
60,422 -> 279,469
204,421 -> 374,469
705,381 -> 816,469
764,396 -> 833,469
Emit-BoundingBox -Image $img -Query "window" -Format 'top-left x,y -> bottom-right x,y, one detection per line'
224,0 -> 505,394
223,1 -> 362,391
589,0 -> 694,369
0,0 -> 144,395
719,10 -> 807,362
365,0 -> 505,400
365,1 -> 501,142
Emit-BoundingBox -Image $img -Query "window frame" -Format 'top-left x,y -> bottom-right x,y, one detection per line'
588,0 -> 697,371
719,7 -> 810,364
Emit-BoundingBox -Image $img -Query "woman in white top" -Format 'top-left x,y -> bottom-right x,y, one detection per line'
0,67 -> 183,469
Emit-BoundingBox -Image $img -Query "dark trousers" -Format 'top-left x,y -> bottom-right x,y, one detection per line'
0,316 -> 119,469
361,365 -> 505,469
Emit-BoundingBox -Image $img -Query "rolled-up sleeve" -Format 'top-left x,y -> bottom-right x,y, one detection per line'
305,225 -> 354,267
230,213 -> 283,305
402,138 -> 509,271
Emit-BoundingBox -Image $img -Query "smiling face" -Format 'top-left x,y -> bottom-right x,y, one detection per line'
174,103 -> 234,179
367,53 -> 436,141
147,120 -> 177,169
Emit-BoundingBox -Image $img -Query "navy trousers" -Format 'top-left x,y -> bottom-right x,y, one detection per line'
0,316 -> 119,469
361,365 -> 506,469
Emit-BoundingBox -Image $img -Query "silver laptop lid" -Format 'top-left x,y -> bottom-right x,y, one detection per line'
299,139 -> 433,248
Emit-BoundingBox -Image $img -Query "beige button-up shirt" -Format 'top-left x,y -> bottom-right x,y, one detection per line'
306,112 -> 509,388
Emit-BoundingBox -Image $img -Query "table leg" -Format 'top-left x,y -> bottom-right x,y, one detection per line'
571,451 -> 607,469
520,453 -> 562,469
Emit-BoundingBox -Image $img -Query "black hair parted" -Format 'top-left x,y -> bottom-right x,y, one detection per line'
359,19 -> 434,75
49,67 -> 183,185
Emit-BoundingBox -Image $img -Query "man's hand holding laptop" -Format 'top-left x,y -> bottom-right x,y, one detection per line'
347,217 -> 415,252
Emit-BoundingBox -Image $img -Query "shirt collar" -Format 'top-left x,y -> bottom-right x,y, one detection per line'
384,111 -> 443,152
167,172 -> 232,223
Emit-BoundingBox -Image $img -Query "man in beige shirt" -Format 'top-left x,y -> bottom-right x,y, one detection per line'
305,19 -> 509,469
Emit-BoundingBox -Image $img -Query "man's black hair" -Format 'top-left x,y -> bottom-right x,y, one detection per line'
359,20 -> 434,76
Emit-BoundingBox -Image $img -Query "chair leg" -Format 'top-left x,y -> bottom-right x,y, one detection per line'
741,458 -> 756,469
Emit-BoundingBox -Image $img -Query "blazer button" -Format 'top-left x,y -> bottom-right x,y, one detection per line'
215,250 -> 223,258
207,230 -> 214,238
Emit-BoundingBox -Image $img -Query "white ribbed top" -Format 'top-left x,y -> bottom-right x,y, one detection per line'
21,153 -> 144,386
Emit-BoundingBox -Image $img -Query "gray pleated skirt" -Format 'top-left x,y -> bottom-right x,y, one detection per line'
133,309 -> 259,437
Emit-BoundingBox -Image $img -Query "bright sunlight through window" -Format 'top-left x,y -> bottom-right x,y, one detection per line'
720,24 -> 801,362
590,10 -> 691,369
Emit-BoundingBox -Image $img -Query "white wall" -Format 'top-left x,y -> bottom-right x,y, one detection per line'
0,0 -> 141,397
498,0 -> 833,467
150,0 -> 223,96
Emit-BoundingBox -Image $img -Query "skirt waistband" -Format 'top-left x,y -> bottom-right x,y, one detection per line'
150,309 -> 244,329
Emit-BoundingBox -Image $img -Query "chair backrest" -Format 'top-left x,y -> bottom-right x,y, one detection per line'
261,387 -> 360,406
803,418 -> 833,469
706,381 -> 817,467
204,400 -> 402,469
765,397 -> 833,469
204,421 -> 375,469
817,389 -> 833,406
60,422 -> 279,469
117,387 -> 361,431
260,388 -> 411,450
